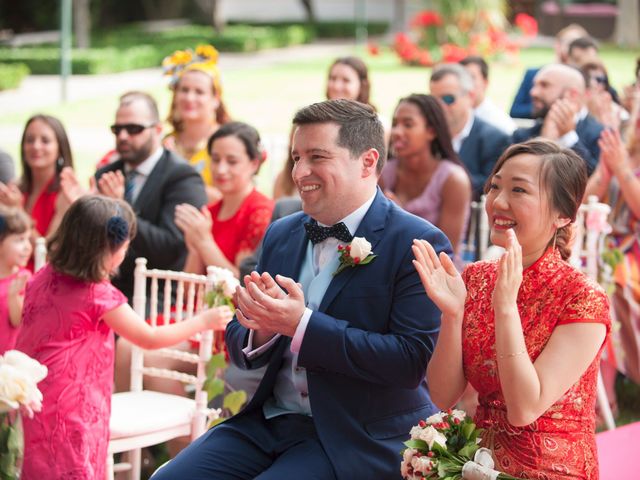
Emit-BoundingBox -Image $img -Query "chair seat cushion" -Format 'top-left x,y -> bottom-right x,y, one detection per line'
110,390 -> 195,440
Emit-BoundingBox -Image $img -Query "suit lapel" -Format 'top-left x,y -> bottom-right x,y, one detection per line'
276,216 -> 309,281
318,189 -> 389,312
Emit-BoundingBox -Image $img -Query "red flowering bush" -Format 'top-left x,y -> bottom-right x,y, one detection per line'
391,3 -> 538,67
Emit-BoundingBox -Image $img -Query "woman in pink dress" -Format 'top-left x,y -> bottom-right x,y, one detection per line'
16,196 -> 233,480
0,206 -> 32,354
381,94 -> 471,268
413,140 -> 610,478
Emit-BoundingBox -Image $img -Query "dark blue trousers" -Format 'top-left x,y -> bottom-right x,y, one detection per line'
151,409 -> 336,479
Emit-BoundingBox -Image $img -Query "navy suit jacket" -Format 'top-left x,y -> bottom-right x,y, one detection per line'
512,114 -> 604,175
95,149 -> 207,300
510,67 -> 539,119
459,116 -> 511,196
225,189 -> 451,479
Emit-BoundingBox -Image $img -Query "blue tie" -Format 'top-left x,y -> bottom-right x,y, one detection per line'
124,170 -> 138,204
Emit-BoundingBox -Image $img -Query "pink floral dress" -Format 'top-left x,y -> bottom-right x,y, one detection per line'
16,264 -> 127,480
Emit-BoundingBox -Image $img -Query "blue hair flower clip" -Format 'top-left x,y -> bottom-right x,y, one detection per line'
106,216 -> 129,246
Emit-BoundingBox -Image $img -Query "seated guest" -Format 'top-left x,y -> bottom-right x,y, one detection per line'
459,56 -> 516,134
163,45 -> 231,204
566,36 -> 599,69
621,57 -> 640,114
175,121 -> 274,278
584,126 -> 640,386
512,63 -> 604,175
0,115 -> 74,241
510,23 -> 588,119
429,63 -> 510,198
152,99 -> 450,480
380,94 -> 471,267
582,61 -> 628,130
414,139 -> 610,479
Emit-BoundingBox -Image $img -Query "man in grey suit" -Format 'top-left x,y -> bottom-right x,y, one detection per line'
95,91 -> 207,300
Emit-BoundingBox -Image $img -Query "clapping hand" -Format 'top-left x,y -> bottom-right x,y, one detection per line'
598,128 -> 629,175
492,229 -> 522,316
412,239 -> 466,318
8,271 -> 29,298
542,98 -> 578,140
97,170 -> 125,199
174,204 -> 214,252
235,272 -> 305,338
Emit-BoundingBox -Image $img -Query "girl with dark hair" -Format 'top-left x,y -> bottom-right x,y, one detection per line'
0,206 -> 32,353
381,94 -> 471,266
175,121 -> 274,278
413,139 -> 610,479
16,195 -> 232,479
0,114 -> 74,240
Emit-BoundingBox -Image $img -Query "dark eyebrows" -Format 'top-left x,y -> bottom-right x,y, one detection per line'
493,173 -> 534,184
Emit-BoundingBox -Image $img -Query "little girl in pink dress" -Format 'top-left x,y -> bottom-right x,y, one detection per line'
16,196 -> 233,480
0,206 -> 32,354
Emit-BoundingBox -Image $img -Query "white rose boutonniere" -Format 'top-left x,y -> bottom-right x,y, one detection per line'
333,236 -> 377,276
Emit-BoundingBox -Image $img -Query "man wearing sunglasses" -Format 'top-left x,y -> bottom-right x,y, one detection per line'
429,63 -> 510,199
95,91 -> 207,301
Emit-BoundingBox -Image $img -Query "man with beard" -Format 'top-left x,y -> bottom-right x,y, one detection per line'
95,91 -> 207,300
512,64 -> 604,175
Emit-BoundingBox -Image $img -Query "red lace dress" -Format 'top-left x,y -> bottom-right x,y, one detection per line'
462,248 -> 610,479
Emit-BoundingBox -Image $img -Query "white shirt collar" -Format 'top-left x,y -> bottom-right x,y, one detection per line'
318,189 -> 377,236
452,113 -> 475,153
126,147 -> 164,176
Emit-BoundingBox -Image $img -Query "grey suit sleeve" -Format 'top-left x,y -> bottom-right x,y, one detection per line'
0,149 -> 16,184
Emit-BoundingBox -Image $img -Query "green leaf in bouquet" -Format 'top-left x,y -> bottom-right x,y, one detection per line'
223,390 -> 247,416
204,377 -> 225,401
205,290 -> 219,308
403,439 -> 429,451
0,451 -> 17,477
458,443 -> 479,459
206,353 -> 227,377
6,425 -> 22,456
461,421 -> 476,440
207,417 -> 225,429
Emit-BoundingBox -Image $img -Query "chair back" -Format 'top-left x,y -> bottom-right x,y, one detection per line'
130,257 -> 216,439
569,195 -> 612,282
34,237 -> 47,272
461,195 -> 490,263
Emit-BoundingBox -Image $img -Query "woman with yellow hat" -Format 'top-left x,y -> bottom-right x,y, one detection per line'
163,45 -> 231,203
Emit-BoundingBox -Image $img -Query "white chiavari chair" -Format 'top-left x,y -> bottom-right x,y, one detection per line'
461,195 -> 491,263
570,195 -> 616,431
107,258 -> 221,480
34,237 -> 46,272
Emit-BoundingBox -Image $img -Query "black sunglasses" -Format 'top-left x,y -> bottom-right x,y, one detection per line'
590,75 -> 607,85
440,94 -> 457,106
110,123 -> 156,135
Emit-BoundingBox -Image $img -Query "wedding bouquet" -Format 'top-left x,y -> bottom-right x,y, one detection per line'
401,409 -> 522,480
205,266 -> 239,309
0,350 -> 48,479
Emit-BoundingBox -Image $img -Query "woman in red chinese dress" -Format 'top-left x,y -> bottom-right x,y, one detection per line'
413,139 -> 610,479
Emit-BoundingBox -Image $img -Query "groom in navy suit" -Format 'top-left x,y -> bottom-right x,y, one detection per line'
153,100 -> 451,479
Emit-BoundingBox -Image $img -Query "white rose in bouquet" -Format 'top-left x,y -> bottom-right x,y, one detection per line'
349,237 -> 372,260
0,351 -> 47,416
450,409 -> 467,423
417,425 -> 447,449
208,266 -> 240,299
426,412 -> 445,425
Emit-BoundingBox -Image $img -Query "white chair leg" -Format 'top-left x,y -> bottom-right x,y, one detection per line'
596,369 -> 616,431
106,454 -> 114,480
130,448 -> 142,480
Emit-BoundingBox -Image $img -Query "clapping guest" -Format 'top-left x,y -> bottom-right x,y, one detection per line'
585,125 -> 640,385
414,139 -> 609,479
0,115 -> 74,240
582,61 -> 628,130
175,122 -> 274,278
163,45 -> 231,203
381,94 -> 471,267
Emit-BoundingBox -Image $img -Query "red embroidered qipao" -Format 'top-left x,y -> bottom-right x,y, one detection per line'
462,248 -> 610,479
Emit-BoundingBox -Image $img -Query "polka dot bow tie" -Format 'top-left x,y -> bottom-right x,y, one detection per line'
304,221 -> 353,245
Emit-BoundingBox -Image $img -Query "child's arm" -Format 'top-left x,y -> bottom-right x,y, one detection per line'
7,272 -> 29,328
102,304 -> 233,350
